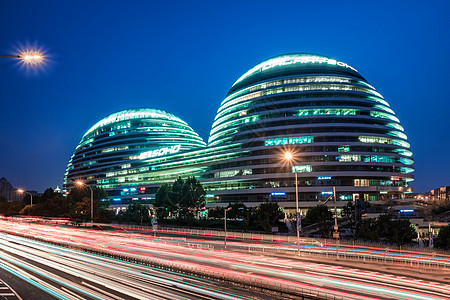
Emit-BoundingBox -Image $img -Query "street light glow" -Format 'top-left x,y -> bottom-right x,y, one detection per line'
17,189 -> 24,194
285,152 -> 293,160
18,50 -> 44,65
76,180 -> 84,186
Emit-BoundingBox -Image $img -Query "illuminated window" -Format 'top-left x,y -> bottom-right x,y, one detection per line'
354,179 -> 369,186
359,136 -> 410,148
339,155 -> 360,162
338,145 -> 350,152
265,136 -> 313,146
298,108 -> 357,117
370,111 -> 399,122
292,165 -> 312,173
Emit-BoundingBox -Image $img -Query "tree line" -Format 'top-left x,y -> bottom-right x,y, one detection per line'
2,177 -> 448,248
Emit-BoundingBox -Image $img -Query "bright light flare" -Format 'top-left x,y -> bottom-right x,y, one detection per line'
8,41 -> 51,75
75,181 -> 84,186
18,50 -> 44,65
285,152 -> 293,160
17,189 -> 25,194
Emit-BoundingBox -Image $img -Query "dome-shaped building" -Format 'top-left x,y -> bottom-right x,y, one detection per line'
204,53 -> 413,206
64,53 -> 413,210
63,108 -> 206,196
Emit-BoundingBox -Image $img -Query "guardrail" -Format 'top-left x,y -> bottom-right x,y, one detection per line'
0,229 -> 344,300
109,223 -> 450,268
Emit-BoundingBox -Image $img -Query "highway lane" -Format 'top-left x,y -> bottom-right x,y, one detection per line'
0,233 -> 266,300
1,220 -> 450,299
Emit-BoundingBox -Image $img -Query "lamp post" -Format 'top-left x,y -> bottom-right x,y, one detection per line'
17,189 -> 32,207
285,152 -> 301,256
224,207 -> 232,249
76,181 -> 94,225
1,51 -> 44,65
333,186 -> 339,259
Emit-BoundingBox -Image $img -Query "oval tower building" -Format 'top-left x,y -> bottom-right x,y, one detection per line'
64,108 -> 206,199
205,53 -> 413,207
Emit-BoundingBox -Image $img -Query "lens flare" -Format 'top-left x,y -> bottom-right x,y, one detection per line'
9,41 -> 51,75
18,50 -> 45,65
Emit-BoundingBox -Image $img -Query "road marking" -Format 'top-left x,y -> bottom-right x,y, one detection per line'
0,279 -> 21,299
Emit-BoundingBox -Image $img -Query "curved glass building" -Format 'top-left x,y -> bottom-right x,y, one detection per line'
64,54 -> 413,210
64,108 -> 206,197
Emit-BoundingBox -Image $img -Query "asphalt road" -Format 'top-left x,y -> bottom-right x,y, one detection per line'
0,219 -> 449,299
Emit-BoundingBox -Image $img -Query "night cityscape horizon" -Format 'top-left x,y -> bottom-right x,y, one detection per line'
1,1 -> 450,194
1,1 -> 450,298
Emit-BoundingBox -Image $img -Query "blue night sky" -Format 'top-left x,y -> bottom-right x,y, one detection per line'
0,0 -> 449,193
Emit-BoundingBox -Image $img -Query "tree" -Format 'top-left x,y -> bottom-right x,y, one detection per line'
70,186 -> 110,223
303,204 -> 333,237
116,202 -> 151,224
434,225 -> 450,250
388,219 -> 416,245
154,183 -> 173,218
357,214 -> 416,246
0,196 -> 9,214
180,176 -> 206,218
154,176 -> 205,220
253,202 -> 284,233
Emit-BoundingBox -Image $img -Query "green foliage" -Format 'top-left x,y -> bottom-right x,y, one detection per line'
153,176 -> 205,221
357,214 -> 417,245
303,204 -> 333,237
116,202 -> 151,224
432,205 -> 450,216
342,201 -> 354,222
68,186 -> 110,222
435,225 -> 450,250
252,202 -> 284,233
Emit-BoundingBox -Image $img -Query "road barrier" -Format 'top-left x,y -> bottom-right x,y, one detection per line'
0,228 -> 346,300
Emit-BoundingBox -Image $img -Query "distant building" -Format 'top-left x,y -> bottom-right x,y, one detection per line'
427,186 -> 450,205
0,177 -> 23,202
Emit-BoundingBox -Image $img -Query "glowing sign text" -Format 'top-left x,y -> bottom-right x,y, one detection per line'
139,144 -> 181,160
234,55 -> 358,86
265,136 -> 313,146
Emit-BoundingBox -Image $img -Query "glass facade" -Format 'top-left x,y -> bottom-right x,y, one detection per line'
64,54 -> 414,209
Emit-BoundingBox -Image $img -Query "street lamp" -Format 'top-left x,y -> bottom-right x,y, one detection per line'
224,207 -> 232,249
284,152 -> 301,256
333,186 -> 339,259
1,50 -> 45,66
76,181 -> 94,225
17,189 -> 33,207
323,186 -> 339,259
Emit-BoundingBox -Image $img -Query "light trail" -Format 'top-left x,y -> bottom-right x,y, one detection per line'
0,233 -> 260,299
0,218 -> 449,300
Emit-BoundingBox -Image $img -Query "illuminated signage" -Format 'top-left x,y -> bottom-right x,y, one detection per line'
265,136 -> 313,146
318,176 -> 331,180
139,144 -> 181,160
113,198 -> 121,201
271,192 -> 286,196
234,55 -> 358,85
321,191 -> 333,195
400,209 -> 414,213
140,187 -> 146,191
260,56 -> 357,72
